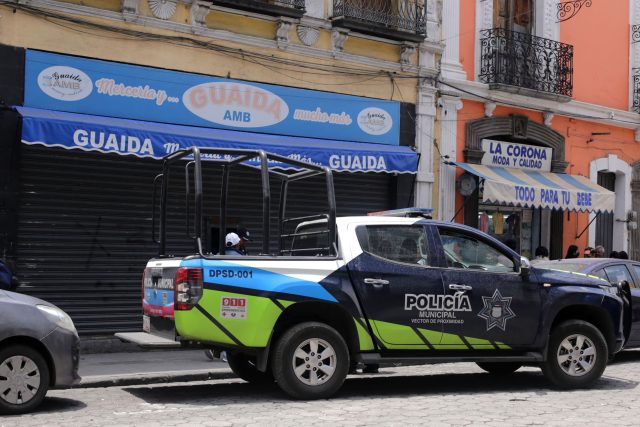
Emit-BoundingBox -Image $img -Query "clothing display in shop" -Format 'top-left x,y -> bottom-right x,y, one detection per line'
479,212 -> 489,233
493,211 -> 504,235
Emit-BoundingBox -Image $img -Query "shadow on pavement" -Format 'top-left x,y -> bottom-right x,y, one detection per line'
123,369 -> 637,404
610,349 -> 640,365
29,397 -> 86,414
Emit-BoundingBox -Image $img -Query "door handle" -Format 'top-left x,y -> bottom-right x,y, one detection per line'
449,283 -> 472,291
364,278 -> 390,286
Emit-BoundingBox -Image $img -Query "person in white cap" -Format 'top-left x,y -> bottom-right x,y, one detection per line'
224,232 -> 245,256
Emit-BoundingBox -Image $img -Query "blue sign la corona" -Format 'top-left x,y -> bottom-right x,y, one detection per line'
24,50 -> 400,145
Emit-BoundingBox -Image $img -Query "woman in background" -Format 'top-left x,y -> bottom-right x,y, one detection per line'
565,245 -> 580,259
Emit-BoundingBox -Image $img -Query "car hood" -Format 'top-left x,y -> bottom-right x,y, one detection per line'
1,289 -> 57,307
531,267 -> 611,287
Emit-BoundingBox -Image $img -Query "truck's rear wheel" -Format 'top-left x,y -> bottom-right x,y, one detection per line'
272,322 -> 349,400
476,362 -> 521,375
227,353 -> 273,384
542,320 -> 608,389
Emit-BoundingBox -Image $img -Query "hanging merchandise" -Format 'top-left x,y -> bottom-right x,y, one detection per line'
479,212 -> 489,233
493,211 -> 504,235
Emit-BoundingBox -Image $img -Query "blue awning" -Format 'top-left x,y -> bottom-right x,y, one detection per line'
16,107 -> 418,174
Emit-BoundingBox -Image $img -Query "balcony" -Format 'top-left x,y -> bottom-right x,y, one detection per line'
331,0 -> 426,42
479,28 -> 573,100
214,0 -> 305,19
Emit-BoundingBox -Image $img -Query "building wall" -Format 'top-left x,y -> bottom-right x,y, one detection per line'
0,1 -> 418,103
445,0 -> 640,257
561,1 -> 630,110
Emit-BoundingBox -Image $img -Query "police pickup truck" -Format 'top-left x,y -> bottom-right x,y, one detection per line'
117,147 -> 626,400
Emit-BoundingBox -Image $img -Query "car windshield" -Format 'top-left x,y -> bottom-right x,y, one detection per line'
533,261 -> 587,273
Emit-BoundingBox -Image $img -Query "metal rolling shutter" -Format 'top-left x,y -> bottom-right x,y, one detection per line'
16,146 -> 160,335
16,146 -> 394,335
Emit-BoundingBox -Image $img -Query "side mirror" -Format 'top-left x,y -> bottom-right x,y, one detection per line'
519,256 -> 531,277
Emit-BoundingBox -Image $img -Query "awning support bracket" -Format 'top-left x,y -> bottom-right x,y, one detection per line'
576,212 -> 600,239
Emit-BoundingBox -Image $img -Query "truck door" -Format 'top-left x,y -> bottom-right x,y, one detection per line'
435,226 -> 542,348
347,224 -> 445,348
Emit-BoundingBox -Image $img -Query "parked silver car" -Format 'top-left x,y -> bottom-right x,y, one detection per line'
0,289 -> 81,415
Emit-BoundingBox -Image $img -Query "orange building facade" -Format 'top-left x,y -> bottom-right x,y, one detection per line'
437,0 -> 640,260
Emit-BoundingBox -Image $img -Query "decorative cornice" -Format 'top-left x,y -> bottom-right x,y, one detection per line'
190,0 -> 210,29
148,0 -> 176,20
484,102 -> 496,117
331,27 -> 349,53
440,76 -> 640,130
296,25 -> 319,47
276,17 -> 295,48
400,42 -> 416,70
121,0 -> 139,20
8,0 -> 427,77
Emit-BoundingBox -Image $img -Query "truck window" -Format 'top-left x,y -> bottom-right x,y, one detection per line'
438,229 -> 515,273
356,225 -> 431,266
289,221 -> 331,256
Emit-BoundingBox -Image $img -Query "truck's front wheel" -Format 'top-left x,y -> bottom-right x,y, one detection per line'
542,320 -> 608,389
272,322 -> 349,400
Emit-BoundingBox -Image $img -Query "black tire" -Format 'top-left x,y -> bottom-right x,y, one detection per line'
542,320 -> 608,389
0,344 -> 50,415
272,322 -> 349,400
227,352 -> 273,384
476,362 -> 522,375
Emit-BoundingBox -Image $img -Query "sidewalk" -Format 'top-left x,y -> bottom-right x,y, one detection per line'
77,349 -> 235,388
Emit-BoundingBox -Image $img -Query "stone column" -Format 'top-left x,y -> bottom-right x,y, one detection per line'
438,95 -> 463,221
414,84 -> 437,209
441,0 -> 467,80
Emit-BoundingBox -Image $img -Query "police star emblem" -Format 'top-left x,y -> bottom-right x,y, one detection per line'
477,289 -> 516,331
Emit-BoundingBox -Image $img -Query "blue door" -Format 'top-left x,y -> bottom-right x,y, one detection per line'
434,226 -> 542,349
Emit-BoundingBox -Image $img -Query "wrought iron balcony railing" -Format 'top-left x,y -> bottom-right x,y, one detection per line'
479,28 -> 573,99
332,0 -> 426,42
214,0 -> 305,19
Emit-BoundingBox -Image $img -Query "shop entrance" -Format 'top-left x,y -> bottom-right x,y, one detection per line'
596,172 -> 616,256
476,205 -> 551,259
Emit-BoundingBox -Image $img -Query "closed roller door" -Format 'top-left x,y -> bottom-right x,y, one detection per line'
16,146 -> 394,335
16,146 -> 159,335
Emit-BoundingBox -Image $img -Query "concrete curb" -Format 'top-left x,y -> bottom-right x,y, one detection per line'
73,368 -> 236,388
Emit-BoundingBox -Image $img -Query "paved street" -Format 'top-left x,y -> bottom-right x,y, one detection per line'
3,350 -> 640,427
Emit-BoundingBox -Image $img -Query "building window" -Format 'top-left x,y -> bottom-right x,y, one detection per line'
494,0 -> 533,34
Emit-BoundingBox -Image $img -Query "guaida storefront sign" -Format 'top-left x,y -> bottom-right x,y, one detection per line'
25,50 -> 400,145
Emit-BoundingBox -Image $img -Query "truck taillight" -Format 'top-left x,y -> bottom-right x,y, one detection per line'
174,268 -> 203,311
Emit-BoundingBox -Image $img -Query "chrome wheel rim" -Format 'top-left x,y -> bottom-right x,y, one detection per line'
0,355 -> 41,405
292,338 -> 337,386
556,334 -> 597,377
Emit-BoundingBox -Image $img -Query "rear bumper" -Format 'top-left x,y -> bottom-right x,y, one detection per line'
41,327 -> 81,387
